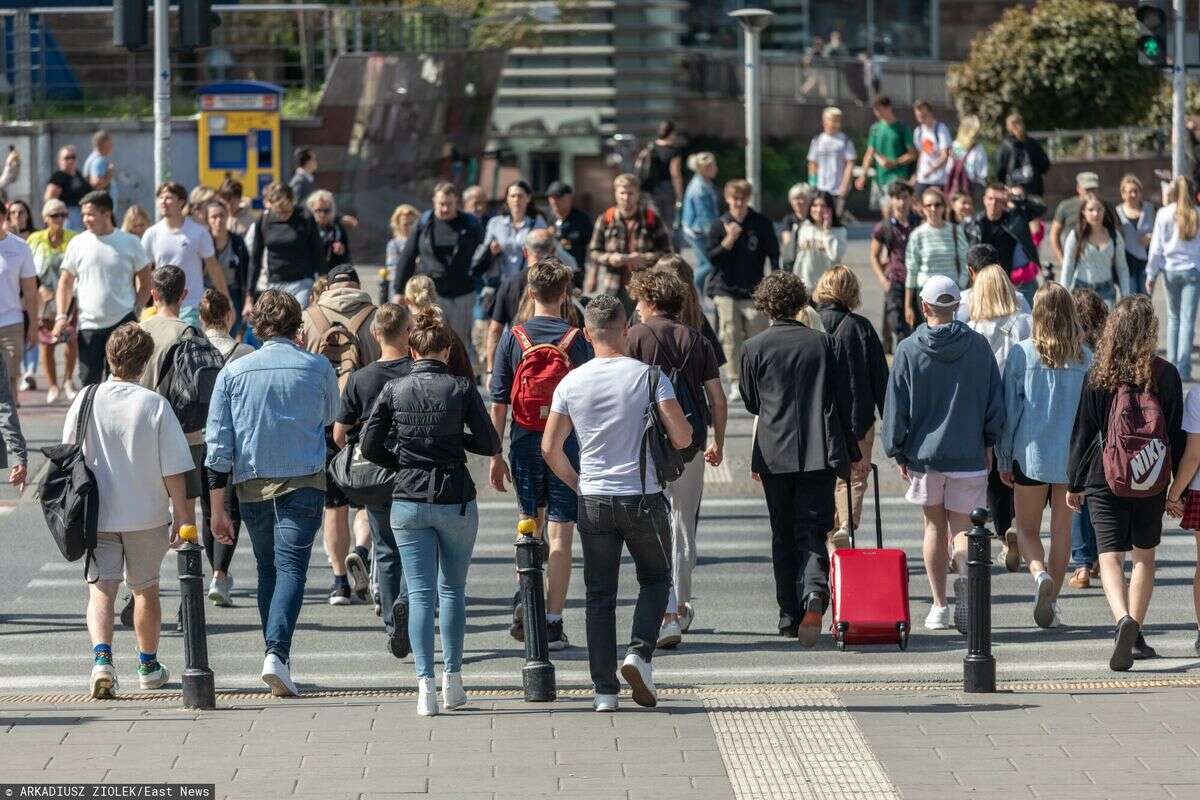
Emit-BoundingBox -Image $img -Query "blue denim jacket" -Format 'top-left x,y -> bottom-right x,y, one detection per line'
681,175 -> 719,238
997,339 -> 1092,485
204,338 -> 338,485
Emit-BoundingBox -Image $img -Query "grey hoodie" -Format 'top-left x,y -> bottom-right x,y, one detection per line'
882,319 -> 1005,473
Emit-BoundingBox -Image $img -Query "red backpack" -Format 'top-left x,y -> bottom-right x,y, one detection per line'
510,325 -> 580,432
1103,362 -> 1171,498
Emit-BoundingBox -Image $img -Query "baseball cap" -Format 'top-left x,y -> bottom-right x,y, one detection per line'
1076,171 -> 1100,191
919,275 -> 961,308
326,264 -> 360,287
546,181 -> 572,198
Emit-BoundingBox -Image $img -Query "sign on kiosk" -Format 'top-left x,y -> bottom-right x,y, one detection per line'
196,81 -> 283,208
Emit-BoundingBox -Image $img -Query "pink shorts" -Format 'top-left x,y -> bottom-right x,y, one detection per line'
905,470 -> 988,515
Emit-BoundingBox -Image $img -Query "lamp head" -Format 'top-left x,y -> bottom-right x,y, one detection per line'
729,8 -> 775,33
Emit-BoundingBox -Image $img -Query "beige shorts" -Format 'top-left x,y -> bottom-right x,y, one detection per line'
87,526 -> 171,590
0,322 -> 22,384
905,470 -> 988,516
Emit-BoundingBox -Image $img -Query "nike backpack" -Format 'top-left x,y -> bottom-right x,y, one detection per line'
1103,364 -> 1171,498
509,325 -> 580,432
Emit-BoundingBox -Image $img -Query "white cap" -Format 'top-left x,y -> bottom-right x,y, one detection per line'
919,275 -> 961,308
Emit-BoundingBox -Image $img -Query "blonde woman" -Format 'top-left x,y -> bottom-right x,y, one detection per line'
386,204 -> 419,278
948,115 -> 988,199
1146,175 -> 1200,381
121,204 -> 151,238
28,198 -> 76,404
998,283 -> 1091,630
1116,174 -> 1154,294
403,275 -> 474,381
188,186 -> 216,224
681,152 -> 719,290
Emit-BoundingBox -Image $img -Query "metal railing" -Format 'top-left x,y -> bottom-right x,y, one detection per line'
0,4 -> 473,118
1031,127 -> 1169,162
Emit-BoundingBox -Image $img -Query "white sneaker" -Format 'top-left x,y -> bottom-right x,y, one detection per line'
1049,603 -> 1065,629
924,604 -> 951,630
1033,571 -> 1054,629
619,652 -> 657,708
657,618 -> 683,649
417,676 -> 438,716
208,576 -> 232,607
830,527 -> 852,550
89,661 -> 118,699
138,662 -> 170,689
593,694 -> 619,712
261,653 -> 298,697
679,603 -> 695,633
729,381 -> 742,403
64,380 -> 78,400
442,671 -> 467,710
45,386 -> 60,405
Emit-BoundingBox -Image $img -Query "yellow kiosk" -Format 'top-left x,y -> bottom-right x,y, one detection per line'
197,81 -> 283,206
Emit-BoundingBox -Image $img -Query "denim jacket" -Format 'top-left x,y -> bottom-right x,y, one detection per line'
204,338 -> 338,485
997,339 -> 1092,485
681,175 -> 719,239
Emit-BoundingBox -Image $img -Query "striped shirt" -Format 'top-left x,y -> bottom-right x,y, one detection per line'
904,222 -> 968,290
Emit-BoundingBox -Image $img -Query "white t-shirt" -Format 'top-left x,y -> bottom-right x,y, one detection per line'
806,131 -> 856,196
141,218 -> 215,310
62,380 -> 194,532
1183,387 -> 1200,491
914,122 -> 953,185
61,229 -> 148,331
550,356 -> 675,496
0,233 -> 35,328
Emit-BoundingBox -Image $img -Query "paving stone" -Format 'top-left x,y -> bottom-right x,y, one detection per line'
897,786 -> 1034,800
1030,787 -> 1173,800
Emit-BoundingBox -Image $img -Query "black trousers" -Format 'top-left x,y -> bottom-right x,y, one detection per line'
761,469 -> 836,619
77,313 -> 137,387
578,493 -> 672,696
196,445 -> 242,574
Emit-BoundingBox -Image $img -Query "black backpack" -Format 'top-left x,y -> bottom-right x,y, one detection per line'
647,327 -> 706,463
38,384 -> 100,579
640,366 -> 686,492
157,326 -> 225,434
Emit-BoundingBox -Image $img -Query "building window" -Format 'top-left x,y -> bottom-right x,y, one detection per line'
529,152 -> 562,193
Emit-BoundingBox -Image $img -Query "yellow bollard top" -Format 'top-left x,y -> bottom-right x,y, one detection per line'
179,524 -> 198,544
516,519 -> 537,537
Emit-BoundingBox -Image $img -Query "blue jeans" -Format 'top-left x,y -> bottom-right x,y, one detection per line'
510,431 -> 579,523
240,487 -> 324,661
1127,253 -> 1148,295
1164,269 -> 1200,381
1074,279 -> 1116,309
1070,504 -> 1098,569
270,278 -> 315,309
684,230 -> 712,292
367,503 -> 407,635
392,500 -> 479,678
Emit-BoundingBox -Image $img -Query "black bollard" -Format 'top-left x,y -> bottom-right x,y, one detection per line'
177,533 -> 216,709
963,507 -> 996,693
515,519 -> 555,702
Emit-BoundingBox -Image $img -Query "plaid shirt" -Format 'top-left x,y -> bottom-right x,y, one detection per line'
586,205 -> 673,295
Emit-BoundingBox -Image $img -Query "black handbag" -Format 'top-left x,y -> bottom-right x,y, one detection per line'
639,366 -> 686,492
37,384 -> 100,579
328,439 -> 395,508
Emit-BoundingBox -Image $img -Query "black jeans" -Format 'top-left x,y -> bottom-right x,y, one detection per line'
77,313 -> 137,387
199,458 -> 242,574
761,469 -> 836,620
578,493 -> 672,696
884,281 -> 915,346
367,503 -> 407,634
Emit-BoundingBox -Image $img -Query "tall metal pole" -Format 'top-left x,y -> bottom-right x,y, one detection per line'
730,9 -> 773,211
154,0 -> 171,185
1173,0 -> 1187,179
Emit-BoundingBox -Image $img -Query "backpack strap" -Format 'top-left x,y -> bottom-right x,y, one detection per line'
73,383 -> 99,447
512,324 -> 534,354
309,304 -> 332,337
345,304 -> 374,337
74,383 -> 100,583
556,327 -> 580,353
951,222 -> 961,281
639,366 -> 662,497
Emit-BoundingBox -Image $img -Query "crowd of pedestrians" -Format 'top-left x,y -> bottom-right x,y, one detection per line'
6,111 -> 1200,714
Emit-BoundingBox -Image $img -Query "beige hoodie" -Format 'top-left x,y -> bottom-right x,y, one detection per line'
301,286 -> 381,365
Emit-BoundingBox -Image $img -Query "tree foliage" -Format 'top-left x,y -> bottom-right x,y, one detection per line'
948,0 -> 1163,134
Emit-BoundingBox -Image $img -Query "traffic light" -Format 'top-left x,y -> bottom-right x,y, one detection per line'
180,0 -> 219,50
1136,0 -> 1169,67
113,0 -> 147,51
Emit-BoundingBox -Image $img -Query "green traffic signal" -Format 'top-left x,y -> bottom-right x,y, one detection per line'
1143,38 -> 1161,57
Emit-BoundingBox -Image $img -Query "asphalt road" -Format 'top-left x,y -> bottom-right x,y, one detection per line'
3,233 -> 1200,695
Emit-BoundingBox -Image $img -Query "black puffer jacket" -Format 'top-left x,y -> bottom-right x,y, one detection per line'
360,359 -> 499,508
817,302 -> 889,442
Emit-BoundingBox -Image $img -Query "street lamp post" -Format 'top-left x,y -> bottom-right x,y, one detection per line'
729,8 -> 774,210
154,0 -> 171,184
1172,0 -> 1186,179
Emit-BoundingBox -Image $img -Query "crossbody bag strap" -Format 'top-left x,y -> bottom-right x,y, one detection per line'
73,383 -> 99,447
952,222 -> 960,281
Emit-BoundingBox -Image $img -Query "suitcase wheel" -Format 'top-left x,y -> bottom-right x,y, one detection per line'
835,621 -> 848,651
897,621 -> 909,651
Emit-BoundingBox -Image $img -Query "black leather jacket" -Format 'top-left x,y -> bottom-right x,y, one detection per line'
964,198 -> 1046,275
360,359 -> 499,508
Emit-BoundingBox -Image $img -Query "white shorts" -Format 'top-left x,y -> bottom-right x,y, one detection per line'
905,470 -> 988,515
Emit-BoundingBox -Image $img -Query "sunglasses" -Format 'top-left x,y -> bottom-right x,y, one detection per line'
62,155 -> 76,161
46,212 -> 67,219
924,201 -> 945,209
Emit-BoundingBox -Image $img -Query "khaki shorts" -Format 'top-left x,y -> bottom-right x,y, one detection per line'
87,526 -> 171,590
0,322 -> 22,385
905,470 -> 988,516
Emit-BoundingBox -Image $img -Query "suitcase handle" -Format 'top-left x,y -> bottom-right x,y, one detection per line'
846,463 -> 883,550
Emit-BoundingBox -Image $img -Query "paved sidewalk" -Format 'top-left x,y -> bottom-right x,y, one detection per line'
5,682 -> 1200,799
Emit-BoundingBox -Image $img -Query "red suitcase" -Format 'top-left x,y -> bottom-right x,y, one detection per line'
829,463 -> 911,650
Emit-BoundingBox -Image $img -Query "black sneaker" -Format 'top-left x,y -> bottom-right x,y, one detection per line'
547,619 -> 569,651
1195,629 -> 1200,656
328,585 -> 351,606
119,594 -> 134,627
345,552 -> 370,602
388,600 -> 411,659
778,614 -> 799,638
510,589 -> 525,642
1110,615 -> 1139,672
1132,633 -> 1158,660
796,594 -> 824,648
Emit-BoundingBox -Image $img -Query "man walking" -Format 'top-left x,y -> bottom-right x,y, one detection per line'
586,174 -> 673,311
141,182 -> 229,328
289,147 -> 318,204
490,257 -> 592,649
882,276 -> 1004,630
626,269 -> 726,647
869,182 -> 921,351
740,271 -> 862,646
964,183 -> 1045,306
807,107 -> 856,216
486,228 -> 561,372
995,113 -> 1051,199
855,96 -> 916,210
912,100 -> 952,199
546,182 -> 593,283
706,178 -> 779,401
82,130 -> 118,210
54,192 -> 152,387
542,295 -> 692,711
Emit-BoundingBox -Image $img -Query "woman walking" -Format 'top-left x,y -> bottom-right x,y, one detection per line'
360,309 -> 500,715
1116,174 -> 1155,295
1062,196 -> 1130,307
477,180 -> 546,282
1146,176 -> 1200,382
27,199 -> 76,404
904,188 -> 968,330
1067,295 -> 1184,671
790,190 -> 847,294
681,152 -> 720,293
1067,288 -> 1109,590
998,283 -> 1091,630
